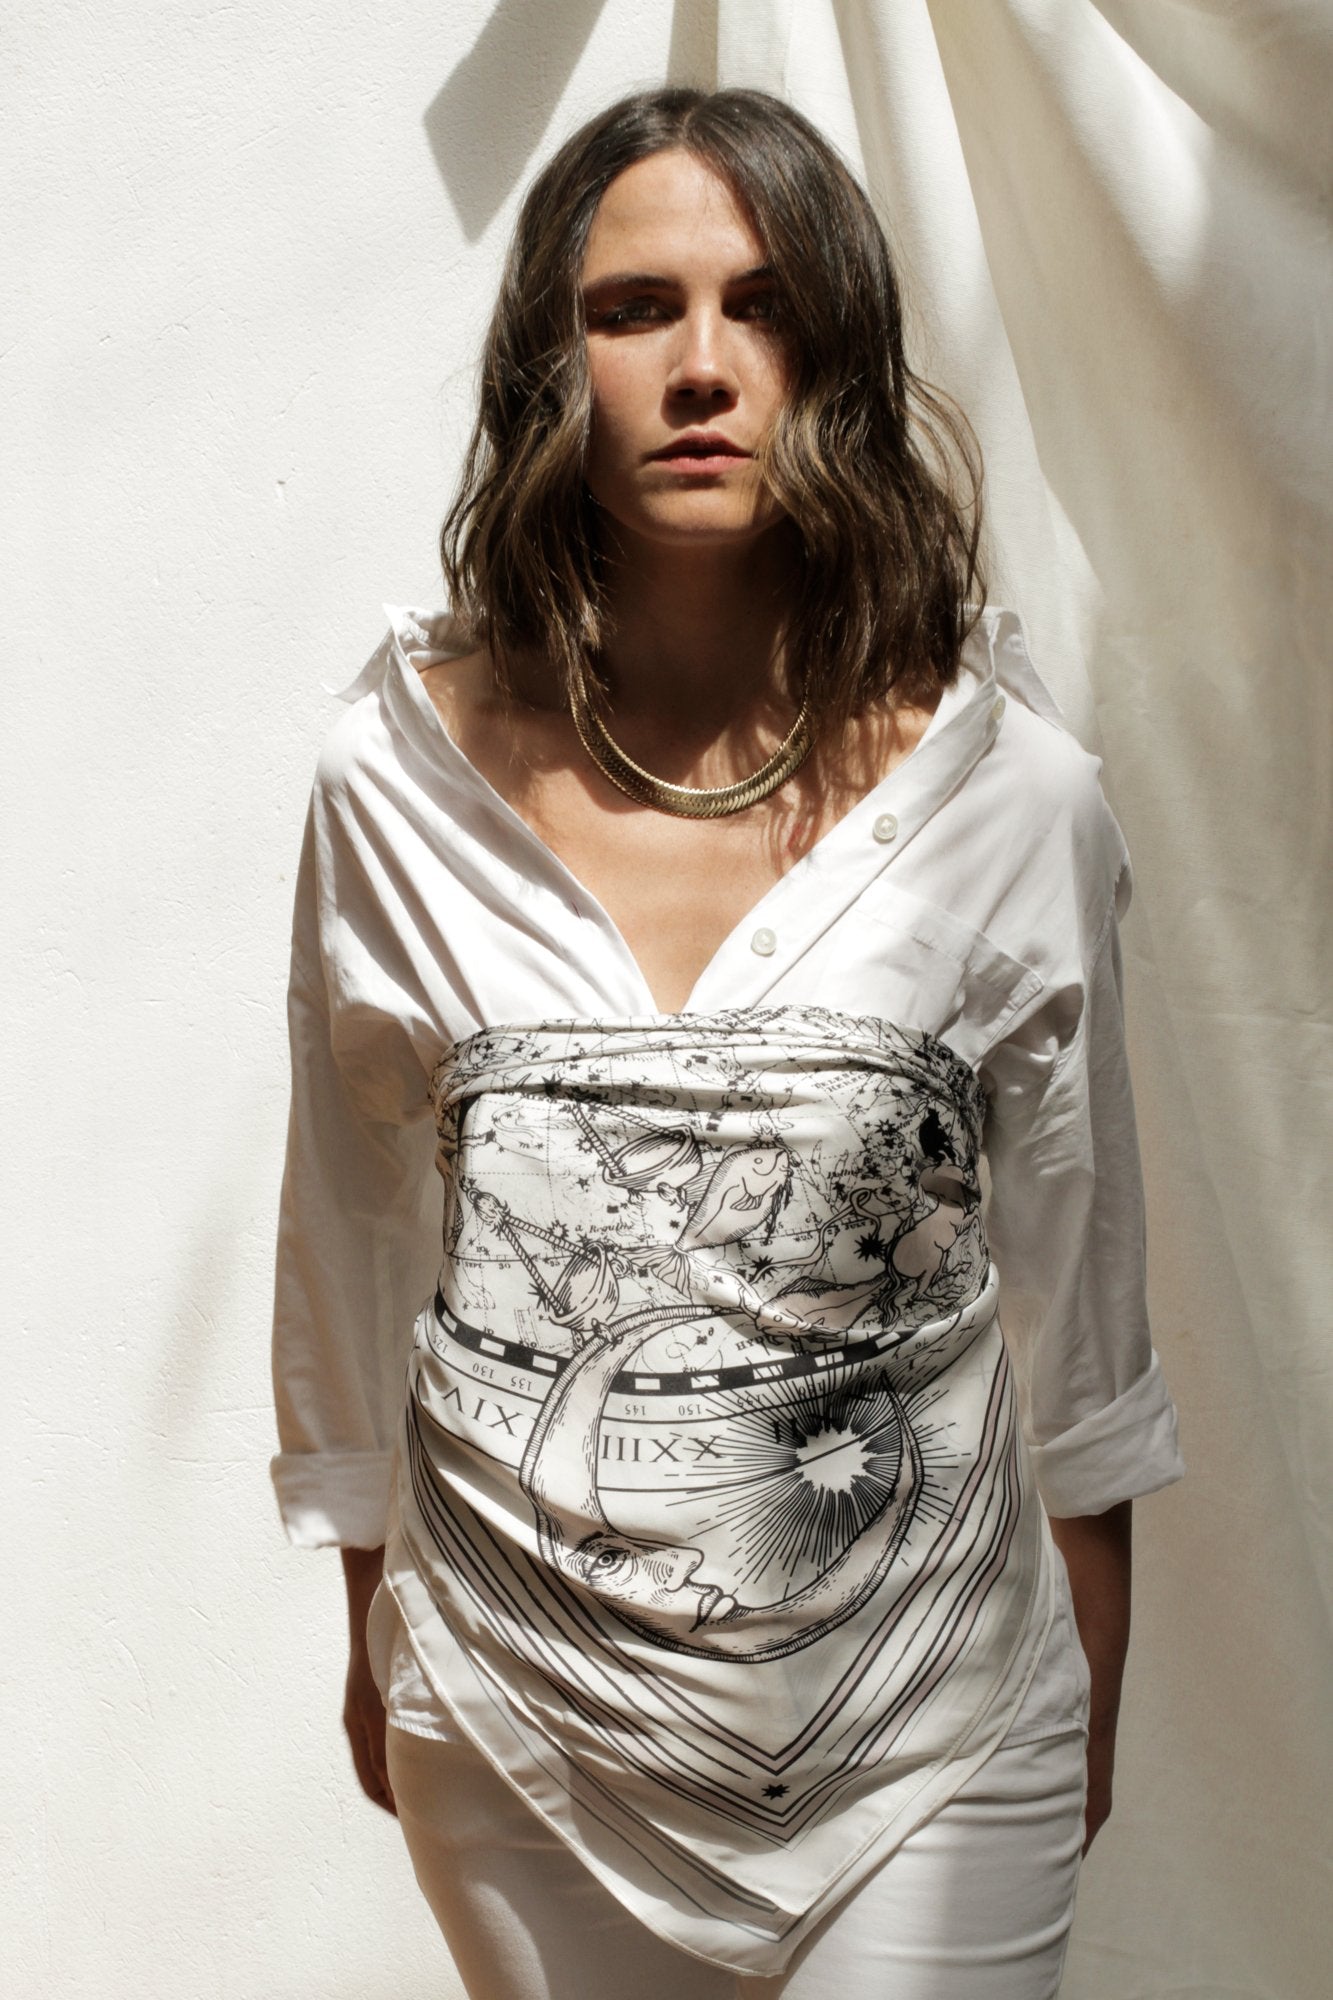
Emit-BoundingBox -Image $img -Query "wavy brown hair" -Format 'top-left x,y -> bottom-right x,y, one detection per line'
441,87 -> 986,735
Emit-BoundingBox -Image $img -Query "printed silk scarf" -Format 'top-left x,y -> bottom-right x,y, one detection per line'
394,1005 -> 1046,1958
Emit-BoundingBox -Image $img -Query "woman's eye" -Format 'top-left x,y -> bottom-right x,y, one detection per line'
593,299 -> 664,329
589,295 -> 782,330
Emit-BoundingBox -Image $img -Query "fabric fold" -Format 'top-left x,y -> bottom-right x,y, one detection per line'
1027,1348 -> 1183,1518
271,1449 -> 394,1550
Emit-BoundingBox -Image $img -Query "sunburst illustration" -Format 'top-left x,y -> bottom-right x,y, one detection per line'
657,1375 -> 910,1596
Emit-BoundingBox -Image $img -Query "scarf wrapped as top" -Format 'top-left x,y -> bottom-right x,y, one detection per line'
394,1005 -> 1046,1958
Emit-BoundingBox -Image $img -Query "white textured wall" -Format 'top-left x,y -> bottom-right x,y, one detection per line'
3,4 -> 715,1995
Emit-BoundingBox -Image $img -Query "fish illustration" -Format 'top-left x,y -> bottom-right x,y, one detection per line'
638,1144 -> 793,1290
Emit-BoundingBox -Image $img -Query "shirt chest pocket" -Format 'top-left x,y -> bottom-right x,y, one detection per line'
814,883 -> 1044,1069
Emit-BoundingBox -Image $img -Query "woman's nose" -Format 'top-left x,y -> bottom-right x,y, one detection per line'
665,311 -> 738,402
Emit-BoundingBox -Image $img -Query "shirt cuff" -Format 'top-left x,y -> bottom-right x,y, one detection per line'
1028,1350 -> 1185,1517
270,1450 -> 394,1549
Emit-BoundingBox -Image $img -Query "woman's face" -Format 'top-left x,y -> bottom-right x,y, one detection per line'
580,148 -> 790,552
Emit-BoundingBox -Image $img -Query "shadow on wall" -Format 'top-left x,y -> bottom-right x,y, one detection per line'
423,0 -> 719,240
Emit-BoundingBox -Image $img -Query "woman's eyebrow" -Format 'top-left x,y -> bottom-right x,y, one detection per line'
582,263 -> 775,300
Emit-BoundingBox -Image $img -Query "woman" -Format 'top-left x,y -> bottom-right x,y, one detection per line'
271,87 -> 1183,1998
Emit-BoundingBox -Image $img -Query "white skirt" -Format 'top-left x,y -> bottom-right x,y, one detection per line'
383,1558 -> 1090,1999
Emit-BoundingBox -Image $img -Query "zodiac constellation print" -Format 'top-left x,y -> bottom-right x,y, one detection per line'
471,1188 -> 630,1341
417,1009 -> 992,1661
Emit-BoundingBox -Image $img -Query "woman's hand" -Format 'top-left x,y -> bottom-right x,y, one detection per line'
340,1545 -> 397,1815
1048,1501 -> 1133,1855
1083,1708 -> 1117,1852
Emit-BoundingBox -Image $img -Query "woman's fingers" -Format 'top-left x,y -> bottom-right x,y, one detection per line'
344,1664 -> 398,1816
1081,1732 -> 1114,1853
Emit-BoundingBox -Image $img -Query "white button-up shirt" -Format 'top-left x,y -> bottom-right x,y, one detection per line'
271,604 -> 1182,1972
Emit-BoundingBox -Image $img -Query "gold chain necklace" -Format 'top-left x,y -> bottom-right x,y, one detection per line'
568,666 -> 813,820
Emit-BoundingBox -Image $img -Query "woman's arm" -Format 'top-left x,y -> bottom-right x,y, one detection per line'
341,1545 -> 396,1815
271,799 -> 440,1553
1049,1501 -> 1133,1852
271,785 -> 441,1811
984,885 -> 1179,1849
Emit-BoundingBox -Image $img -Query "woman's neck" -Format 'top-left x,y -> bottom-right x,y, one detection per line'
594,522 -> 796,733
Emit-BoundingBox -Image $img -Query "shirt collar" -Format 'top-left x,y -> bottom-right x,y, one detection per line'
335,602 -> 1061,733
331,603 -> 1065,1015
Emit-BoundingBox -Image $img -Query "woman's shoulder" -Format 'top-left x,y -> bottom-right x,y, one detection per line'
997,694 -> 1116,831
954,618 -> 1131,940
956,609 -> 1110,828
1001,718 -> 1132,965
308,613 -> 485,806
415,646 -> 501,751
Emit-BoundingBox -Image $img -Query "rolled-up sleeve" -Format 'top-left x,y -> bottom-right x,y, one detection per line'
270,804 -> 440,1549
982,900 -> 1184,1517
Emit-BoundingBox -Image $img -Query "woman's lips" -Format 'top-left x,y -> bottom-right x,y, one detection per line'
649,441 -> 750,473
644,446 -> 748,472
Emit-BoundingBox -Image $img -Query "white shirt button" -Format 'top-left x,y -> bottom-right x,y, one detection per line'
750,927 -> 777,957
872,812 -> 899,844
991,694 -> 1007,723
